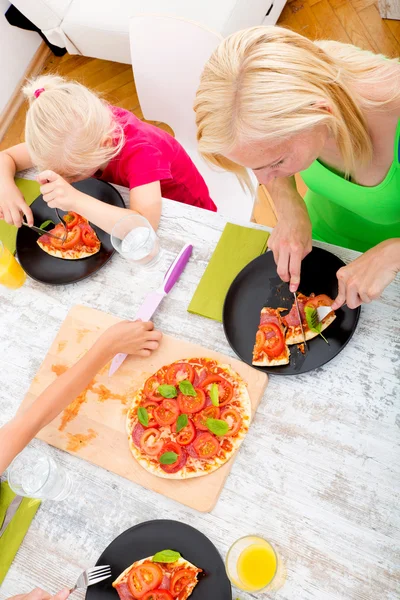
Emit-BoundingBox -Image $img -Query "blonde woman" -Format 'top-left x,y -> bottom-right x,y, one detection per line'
0,75 -> 216,234
195,27 -> 400,309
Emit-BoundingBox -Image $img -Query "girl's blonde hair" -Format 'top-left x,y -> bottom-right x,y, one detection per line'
23,74 -> 125,178
194,26 -> 399,183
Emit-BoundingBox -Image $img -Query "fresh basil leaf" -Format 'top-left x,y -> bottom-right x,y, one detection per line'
179,380 -> 196,396
153,549 -> 181,563
137,407 -> 149,427
206,418 -> 229,436
40,219 -> 55,229
158,384 -> 177,398
176,414 -> 188,433
305,306 -> 328,344
159,451 -> 178,465
210,383 -> 219,407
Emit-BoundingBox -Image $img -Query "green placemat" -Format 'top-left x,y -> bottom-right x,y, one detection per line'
0,481 -> 41,584
0,178 -> 40,254
188,223 -> 270,322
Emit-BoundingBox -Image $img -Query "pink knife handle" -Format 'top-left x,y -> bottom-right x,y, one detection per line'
163,244 -> 193,294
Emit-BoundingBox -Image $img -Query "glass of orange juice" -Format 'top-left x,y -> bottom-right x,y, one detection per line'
226,535 -> 280,593
0,241 -> 26,289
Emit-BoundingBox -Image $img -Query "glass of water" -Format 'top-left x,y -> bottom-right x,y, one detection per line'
111,214 -> 161,267
7,447 -> 72,501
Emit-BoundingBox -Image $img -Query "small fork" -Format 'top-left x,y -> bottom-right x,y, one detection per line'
69,565 -> 112,594
55,208 -> 68,243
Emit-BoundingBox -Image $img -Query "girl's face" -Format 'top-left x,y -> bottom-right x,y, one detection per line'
226,125 -> 329,185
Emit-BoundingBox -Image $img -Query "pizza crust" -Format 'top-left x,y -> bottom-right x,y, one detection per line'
252,349 -> 290,367
37,240 -> 100,260
126,359 -> 252,480
285,313 -> 336,345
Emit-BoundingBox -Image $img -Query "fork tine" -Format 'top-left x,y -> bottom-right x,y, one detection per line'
88,565 -> 111,575
87,573 -> 112,587
88,567 -> 111,581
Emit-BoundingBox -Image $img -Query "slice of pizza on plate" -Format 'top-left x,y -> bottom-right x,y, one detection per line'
252,307 -> 290,367
37,211 -> 101,260
283,293 -> 336,345
113,550 -> 202,600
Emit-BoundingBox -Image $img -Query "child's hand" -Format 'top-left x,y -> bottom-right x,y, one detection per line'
0,182 -> 34,227
37,170 -> 82,212
100,320 -> 162,358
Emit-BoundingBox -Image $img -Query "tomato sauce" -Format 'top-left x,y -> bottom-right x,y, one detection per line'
66,428 -> 98,452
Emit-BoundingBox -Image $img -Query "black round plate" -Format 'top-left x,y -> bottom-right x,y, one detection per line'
223,246 -> 360,375
86,519 -> 232,600
16,178 -> 125,285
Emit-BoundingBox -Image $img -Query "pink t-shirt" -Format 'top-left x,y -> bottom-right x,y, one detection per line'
97,106 -> 217,212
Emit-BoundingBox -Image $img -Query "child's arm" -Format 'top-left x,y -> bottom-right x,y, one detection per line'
0,143 -> 34,226
0,320 -> 162,474
38,171 -> 162,233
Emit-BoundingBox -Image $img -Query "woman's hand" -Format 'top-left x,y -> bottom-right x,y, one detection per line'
8,587 -> 70,600
332,239 -> 400,310
37,170 -> 82,211
268,204 -> 312,292
0,182 -> 34,227
100,320 -> 162,358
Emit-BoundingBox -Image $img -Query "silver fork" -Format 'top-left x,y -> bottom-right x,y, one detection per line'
55,207 -> 68,242
69,565 -> 112,594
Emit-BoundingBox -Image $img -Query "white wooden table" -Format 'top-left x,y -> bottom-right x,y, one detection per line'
1,176 -> 399,600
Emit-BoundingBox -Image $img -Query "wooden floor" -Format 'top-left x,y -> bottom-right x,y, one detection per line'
1,0 -> 399,225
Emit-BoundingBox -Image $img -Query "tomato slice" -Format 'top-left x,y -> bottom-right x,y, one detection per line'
200,375 -> 233,407
142,400 -> 159,428
166,362 -> 194,386
128,562 -> 163,599
154,399 -> 180,426
140,428 -> 164,456
259,323 -> 285,358
304,294 -> 333,310
193,433 -> 220,459
193,406 -> 221,431
176,418 -> 196,446
80,223 -> 98,247
170,569 -> 196,597
142,590 -> 173,600
144,375 -> 163,402
255,329 -> 266,353
63,211 -> 80,229
52,224 -> 81,250
177,388 -> 206,414
220,407 -> 242,436
158,441 -> 187,474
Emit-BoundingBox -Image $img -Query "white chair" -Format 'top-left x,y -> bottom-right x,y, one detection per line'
129,15 -> 256,222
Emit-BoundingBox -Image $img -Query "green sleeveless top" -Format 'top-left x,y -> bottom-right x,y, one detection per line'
301,119 -> 400,252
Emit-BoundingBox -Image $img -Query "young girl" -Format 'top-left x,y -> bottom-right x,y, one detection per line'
0,75 -> 216,233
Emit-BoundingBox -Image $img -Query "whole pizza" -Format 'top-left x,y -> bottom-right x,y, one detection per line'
126,358 -> 252,479
37,211 -> 101,260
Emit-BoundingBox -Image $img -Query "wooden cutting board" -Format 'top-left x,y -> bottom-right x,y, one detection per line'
20,305 -> 268,512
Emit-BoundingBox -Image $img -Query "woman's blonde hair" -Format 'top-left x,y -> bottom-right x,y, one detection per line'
194,26 -> 399,184
23,74 -> 125,178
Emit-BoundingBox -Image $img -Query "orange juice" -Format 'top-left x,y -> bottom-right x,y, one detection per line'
0,242 -> 26,289
237,541 -> 277,590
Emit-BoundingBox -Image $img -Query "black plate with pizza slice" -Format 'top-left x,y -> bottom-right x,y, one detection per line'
86,519 -> 232,600
223,246 -> 361,375
16,178 -> 125,285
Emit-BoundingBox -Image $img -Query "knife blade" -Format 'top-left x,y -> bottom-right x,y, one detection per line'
21,222 -> 64,241
108,243 -> 193,377
0,495 -> 23,537
293,292 -> 307,352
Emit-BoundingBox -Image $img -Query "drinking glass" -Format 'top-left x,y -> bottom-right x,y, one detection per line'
0,241 -> 26,289
7,447 -> 72,501
226,535 -> 280,593
111,214 -> 161,267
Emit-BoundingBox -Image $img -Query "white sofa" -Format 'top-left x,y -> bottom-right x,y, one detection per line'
11,0 -> 287,64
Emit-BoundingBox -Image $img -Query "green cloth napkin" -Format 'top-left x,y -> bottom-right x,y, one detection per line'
0,178 -> 40,254
188,223 -> 270,322
0,481 -> 41,584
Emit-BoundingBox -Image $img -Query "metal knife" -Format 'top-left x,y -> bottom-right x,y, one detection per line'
316,305 -> 334,323
293,292 -> 308,352
0,495 -> 23,537
21,221 -> 64,241
108,243 -> 193,377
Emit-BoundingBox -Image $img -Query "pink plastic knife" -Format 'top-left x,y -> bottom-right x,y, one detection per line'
108,243 -> 193,377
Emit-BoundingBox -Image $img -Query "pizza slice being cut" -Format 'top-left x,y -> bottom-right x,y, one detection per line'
283,293 -> 336,345
252,307 -> 290,367
113,551 -> 202,600
37,211 -> 101,260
